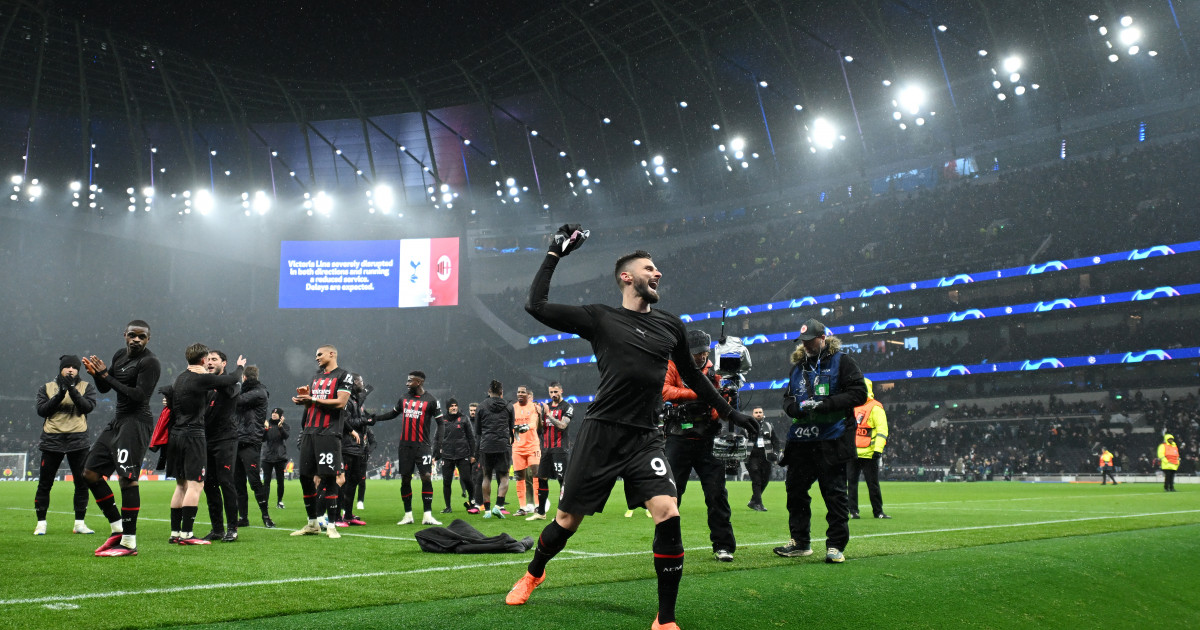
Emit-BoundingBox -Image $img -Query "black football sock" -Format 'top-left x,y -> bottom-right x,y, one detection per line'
120,485 -> 140,536
527,520 -> 575,579
443,478 -> 454,509
537,483 -> 550,515
401,477 -> 414,512
170,507 -> 183,533
421,479 -> 434,513
300,476 -> 318,519
89,479 -> 121,524
181,506 -> 198,535
653,516 -> 684,624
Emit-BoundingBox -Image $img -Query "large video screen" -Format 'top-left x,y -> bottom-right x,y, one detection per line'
279,238 -> 459,308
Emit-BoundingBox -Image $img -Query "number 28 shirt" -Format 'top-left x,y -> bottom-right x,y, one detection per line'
302,368 -> 354,437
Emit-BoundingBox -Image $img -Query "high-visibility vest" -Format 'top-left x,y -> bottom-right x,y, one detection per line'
1099,452 -> 1113,467
853,399 -> 883,449
1164,444 -> 1179,466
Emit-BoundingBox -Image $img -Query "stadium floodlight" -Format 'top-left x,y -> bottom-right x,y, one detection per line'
1120,15 -> 1133,27
729,137 -> 745,152
997,93 -> 1007,101
530,129 -> 538,136
937,24 -> 947,32
679,101 -> 687,108
1002,56 -> 1022,73
1129,45 -> 1140,55
69,181 -> 81,192
194,189 -> 214,215
897,86 -> 925,115
843,55 -> 853,62
252,191 -> 271,215
810,118 -> 837,150
1014,86 -> 1026,95
373,184 -> 394,213
10,174 -> 22,185
794,104 -> 803,111
978,49 -> 988,57
313,191 -> 333,215
1108,54 -> 1120,62
1009,73 -> 1020,83
142,186 -> 154,198
758,80 -> 768,87
1119,27 -> 1141,46
602,117 -> 611,124
463,139 -> 471,145
27,182 -> 42,199
1089,14 -> 1099,21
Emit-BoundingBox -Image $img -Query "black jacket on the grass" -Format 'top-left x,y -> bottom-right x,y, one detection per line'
415,519 -> 534,554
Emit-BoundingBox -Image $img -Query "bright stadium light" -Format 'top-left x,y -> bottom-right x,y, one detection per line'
1002,56 -> 1022,74
11,175 -> 23,185
1120,15 -> 1133,27
729,137 -> 745,152
69,181 -> 81,192
252,190 -> 271,215
194,189 -> 214,215
810,118 -> 837,150
1119,27 -> 1141,46
373,184 -> 395,213
142,186 -> 155,198
897,86 -> 925,115
313,191 -> 333,215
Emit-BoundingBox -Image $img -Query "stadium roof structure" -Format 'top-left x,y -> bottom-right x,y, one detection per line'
0,0 -> 1195,220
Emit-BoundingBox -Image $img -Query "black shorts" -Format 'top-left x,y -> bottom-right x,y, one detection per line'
299,433 -> 343,477
396,443 -> 434,477
84,415 -> 151,481
206,439 -> 237,483
480,451 -> 511,480
558,419 -> 676,516
538,449 -> 569,481
166,433 -> 208,482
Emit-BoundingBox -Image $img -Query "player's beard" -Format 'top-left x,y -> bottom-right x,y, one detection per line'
633,276 -> 660,304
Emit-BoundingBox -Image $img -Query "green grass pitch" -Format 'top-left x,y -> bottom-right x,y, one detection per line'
2,478 -> 1197,629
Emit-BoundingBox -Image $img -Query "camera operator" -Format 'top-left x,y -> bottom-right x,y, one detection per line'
662,330 -> 738,563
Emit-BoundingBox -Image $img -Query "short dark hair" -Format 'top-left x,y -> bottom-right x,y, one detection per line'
488,379 -> 503,395
185,343 -> 209,365
409,370 -> 426,380
614,250 -> 652,288
127,319 -> 150,331
208,350 -> 227,362
244,365 -> 259,380
548,381 -> 562,389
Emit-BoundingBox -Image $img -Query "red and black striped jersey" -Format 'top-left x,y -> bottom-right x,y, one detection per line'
392,392 -> 440,445
302,368 -> 353,436
541,399 -> 573,451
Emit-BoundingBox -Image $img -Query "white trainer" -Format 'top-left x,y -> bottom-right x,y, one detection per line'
34,521 -> 47,536
397,513 -> 415,525
73,520 -> 96,534
422,513 -> 442,526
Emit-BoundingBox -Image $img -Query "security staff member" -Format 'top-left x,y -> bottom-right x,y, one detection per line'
774,319 -> 866,564
745,406 -> 777,512
1157,434 -> 1179,492
663,329 -> 737,562
1099,447 -> 1118,485
847,378 -> 890,519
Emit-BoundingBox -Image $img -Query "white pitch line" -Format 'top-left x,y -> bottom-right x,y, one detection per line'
887,491 -> 1170,507
6,508 -> 417,541
3,508 -> 1198,607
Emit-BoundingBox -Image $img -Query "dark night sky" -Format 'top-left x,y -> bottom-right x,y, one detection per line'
46,1 -> 546,80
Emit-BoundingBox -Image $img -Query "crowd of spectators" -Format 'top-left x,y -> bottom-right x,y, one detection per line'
883,391 -> 1200,478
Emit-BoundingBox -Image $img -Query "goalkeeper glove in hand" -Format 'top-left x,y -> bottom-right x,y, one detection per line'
550,224 -> 589,257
